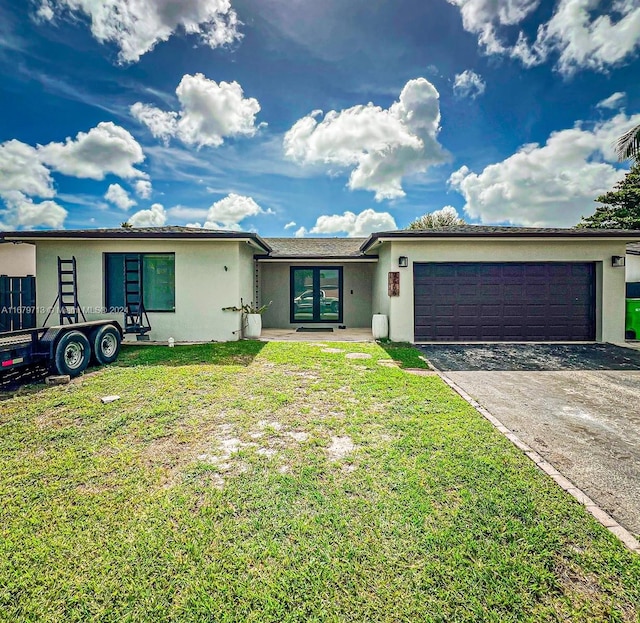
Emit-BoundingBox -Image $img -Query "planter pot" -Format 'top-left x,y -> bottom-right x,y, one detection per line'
372,314 -> 389,340
245,313 -> 262,339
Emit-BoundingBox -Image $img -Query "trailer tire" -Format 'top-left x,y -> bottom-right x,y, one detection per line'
54,331 -> 91,377
91,325 -> 121,365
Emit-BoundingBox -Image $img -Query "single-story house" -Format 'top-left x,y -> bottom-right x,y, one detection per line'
1,225 -> 639,343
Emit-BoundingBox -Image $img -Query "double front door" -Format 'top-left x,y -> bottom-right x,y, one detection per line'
290,267 -> 343,323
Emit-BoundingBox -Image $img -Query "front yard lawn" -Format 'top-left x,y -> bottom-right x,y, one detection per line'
1,341 -> 639,622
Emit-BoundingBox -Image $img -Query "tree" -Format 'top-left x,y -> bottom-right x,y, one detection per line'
407,206 -> 466,229
120,221 -> 132,228
578,163 -> 640,229
616,125 -> 640,163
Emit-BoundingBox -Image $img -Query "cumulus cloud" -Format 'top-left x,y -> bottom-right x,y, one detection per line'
36,0 -> 241,63
284,78 -> 448,201
309,209 -> 397,237
453,70 -> 486,99
131,73 -> 262,148
39,122 -> 146,180
134,179 -> 152,199
596,92 -> 627,110
105,183 -> 136,210
449,112 -> 640,227
0,140 -> 55,198
129,203 -> 167,227
294,227 -> 307,238
284,221 -> 296,230
197,193 -> 267,230
448,0 -> 640,75
0,191 -> 67,230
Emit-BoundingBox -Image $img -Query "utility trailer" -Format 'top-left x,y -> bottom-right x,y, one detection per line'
0,320 -> 123,379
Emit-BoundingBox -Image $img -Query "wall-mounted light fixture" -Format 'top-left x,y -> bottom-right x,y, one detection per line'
398,256 -> 409,268
612,255 -> 625,268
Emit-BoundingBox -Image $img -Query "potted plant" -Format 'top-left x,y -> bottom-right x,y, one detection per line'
222,299 -> 271,339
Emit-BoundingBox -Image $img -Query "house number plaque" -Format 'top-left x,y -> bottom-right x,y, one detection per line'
388,272 -> 400,297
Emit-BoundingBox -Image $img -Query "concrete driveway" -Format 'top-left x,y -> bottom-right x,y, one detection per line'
418,343 -> 640,537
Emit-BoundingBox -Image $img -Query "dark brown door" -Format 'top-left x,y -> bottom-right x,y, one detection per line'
413,262 -> 596,342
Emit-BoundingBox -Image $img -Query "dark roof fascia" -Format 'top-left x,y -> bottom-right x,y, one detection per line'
1,230 -> 272,253
360,230 -> 640,253
255,254 -> 378,261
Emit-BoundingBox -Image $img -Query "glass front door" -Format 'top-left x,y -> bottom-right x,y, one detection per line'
291,267 -> 343,323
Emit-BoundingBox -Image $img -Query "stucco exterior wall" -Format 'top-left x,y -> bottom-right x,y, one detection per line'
32,239 -> 251,341
626,254 -> 640,283
0,243 -> 36,276
371,244 -> 391,317
260,261 -> 375,328
378,239 -> 628,343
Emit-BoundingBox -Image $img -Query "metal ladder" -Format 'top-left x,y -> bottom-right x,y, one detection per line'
43,257 -> 86,326
123,255 -> 151,335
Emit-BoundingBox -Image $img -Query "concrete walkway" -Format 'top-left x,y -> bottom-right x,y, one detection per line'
260,328 -> 373,342
419,343 -> 640,539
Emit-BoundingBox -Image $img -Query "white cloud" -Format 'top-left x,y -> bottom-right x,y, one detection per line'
198,193 -> 266,230
284,77 -> 448,201
131,73 -> 262,148
596,92 -> 627,110
309,209 -> 397,237
134,179 -> 152,199
448,0 -> 640,74
167,206 -> 208,221
105,183 -> 136,210
294,226 -> 307,238
284,221 -> 296,230
453,70 -> 486,99
0,140 -> 55,198
39,122 -> 146,180
532,0 -> 640,75
36,0 -> 241,63
128,203 -> 167,227
0,191 -> 67,230
449,112 -> 640,227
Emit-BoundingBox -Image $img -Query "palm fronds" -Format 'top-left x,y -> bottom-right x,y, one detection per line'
616,124 -> 640,162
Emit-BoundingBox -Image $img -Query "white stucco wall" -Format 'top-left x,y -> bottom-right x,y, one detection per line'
32,239 -> 254,341
0,243 -> 36,276
260,261 -> 375,328
374,238 -> 629,344
627,254 -> 640,283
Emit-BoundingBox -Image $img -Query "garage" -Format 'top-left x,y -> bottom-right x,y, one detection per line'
414,262 -> 596,342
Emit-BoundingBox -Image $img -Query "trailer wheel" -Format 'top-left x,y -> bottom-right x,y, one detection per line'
91,325 -> 121,365
54,331 -> 91,377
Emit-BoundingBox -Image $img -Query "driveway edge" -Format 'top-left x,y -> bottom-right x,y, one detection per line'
435,371 -> 640,555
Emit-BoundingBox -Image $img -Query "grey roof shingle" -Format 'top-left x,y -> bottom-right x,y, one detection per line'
263,237 -> 367,258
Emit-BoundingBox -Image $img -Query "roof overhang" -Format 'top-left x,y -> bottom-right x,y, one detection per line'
360,231 -> 640,253
255,255 -> 378,263
0,230 -> 272,254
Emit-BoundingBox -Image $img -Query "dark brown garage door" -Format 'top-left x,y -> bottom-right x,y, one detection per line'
414,262 -> 596,342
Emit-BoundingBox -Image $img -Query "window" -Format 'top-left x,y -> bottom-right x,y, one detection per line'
105,253 -> 175,312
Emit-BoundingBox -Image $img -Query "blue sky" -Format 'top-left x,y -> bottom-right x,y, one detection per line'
0,0 -> 639,236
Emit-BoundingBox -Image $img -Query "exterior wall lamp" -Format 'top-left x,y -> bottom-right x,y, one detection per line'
398,256 -> 409,268
611,255 -> 625,268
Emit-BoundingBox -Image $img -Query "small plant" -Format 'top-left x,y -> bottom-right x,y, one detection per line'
222,299 -> 272,314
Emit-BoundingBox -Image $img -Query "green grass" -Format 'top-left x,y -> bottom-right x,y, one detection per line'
1,341 -> 638,622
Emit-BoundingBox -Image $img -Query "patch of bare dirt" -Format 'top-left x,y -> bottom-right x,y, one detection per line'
327,435 -> 355,460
